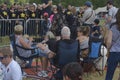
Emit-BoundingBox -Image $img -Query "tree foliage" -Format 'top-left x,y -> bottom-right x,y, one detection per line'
0,0 -> 120,9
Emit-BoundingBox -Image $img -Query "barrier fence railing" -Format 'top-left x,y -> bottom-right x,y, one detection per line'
0,19 -> 25,36
0,19 -> 45,37
0,19 -> 45,47
25,19 -> 44,36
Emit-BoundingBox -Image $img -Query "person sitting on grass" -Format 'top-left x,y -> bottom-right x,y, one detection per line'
0,47 -> 22,80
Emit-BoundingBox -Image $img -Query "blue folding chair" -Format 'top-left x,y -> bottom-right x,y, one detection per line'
81,37 -> 103,75
9,34 -> 39,71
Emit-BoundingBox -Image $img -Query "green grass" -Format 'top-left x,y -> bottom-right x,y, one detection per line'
82,68 -> 119,80
0,36 -> 10,47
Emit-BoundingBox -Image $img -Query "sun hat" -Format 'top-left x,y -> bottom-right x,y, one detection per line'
14,25 -> 23,32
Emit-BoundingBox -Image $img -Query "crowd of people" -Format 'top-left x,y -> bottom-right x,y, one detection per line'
0,0 -> 96,38
0,0 -> 120,80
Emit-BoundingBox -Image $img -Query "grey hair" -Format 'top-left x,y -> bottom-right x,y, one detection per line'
61,26 -> 71,37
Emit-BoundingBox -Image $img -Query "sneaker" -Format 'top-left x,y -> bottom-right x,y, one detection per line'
37,71 -> 48,77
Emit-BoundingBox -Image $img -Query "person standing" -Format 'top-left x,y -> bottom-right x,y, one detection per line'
42,0 -> 52,16
0,3 -> 9,36
80,1 -> 96,27
105,9 -> 120,80
105,0 -> 118,29
0,47 -> 22,80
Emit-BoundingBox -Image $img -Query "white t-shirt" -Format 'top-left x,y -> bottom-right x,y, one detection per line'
3,59 -> 22,80
0,62 -> 5,80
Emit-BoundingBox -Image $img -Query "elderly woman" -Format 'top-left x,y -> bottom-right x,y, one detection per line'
14,25 -> 54,77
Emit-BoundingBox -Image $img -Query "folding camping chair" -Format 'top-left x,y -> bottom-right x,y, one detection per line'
49,40 -> 80,80
81,37 -> 105,75
9,34 -> 39,72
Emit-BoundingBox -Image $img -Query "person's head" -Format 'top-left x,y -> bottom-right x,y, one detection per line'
68,5 -> 72,10
116,9 -> 120,31
63,62 -> 83,80
94,19 -> 100,25
106,0 -> 114,9
30,5 -> 35,12
43,12 -> 49,19
77,26 -> 90,37
61,26 -> 71,39
19,6 -> 24,11
52,5 -> 57,13
0,47 -> 13,66
3,3 -> 7,10
14,25 -> 23,35
37,4 -> 42,10
84,1 -> 92,9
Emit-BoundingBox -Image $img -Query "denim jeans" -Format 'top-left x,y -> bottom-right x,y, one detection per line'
105,52 -> 120,80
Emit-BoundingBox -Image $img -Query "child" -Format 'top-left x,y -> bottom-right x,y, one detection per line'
92,19 -> 101,38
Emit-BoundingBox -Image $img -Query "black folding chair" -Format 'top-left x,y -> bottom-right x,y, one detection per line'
49,40 -> 80,80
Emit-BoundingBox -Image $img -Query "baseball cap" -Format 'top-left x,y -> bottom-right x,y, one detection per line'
84,1 -> 92,7
43,12 -> 49,17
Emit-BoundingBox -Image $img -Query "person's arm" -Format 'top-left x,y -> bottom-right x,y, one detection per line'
19,37 -> 32,48
36,43 -> 55,58
106,30 -> 112,50
43,0 -> 52,9
106,9 -> 112,24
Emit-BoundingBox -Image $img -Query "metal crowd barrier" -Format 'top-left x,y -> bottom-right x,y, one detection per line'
0,19 -> 46,37
25,19 -> 44,36
0,19 -> 25,36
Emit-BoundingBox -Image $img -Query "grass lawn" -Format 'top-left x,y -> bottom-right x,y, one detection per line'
0,36 -> 10,47
22,67 -> 120,80
82,68 -> 119,80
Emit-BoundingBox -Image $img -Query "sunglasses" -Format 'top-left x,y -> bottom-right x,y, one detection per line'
0,57 -> 4,60
0,56 -> 7,60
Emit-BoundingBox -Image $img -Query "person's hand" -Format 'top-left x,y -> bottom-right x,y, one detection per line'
48,52 -> 55,58
36,43 -> 46,50
29,37 -> 34,42
42,4 -> 47,9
